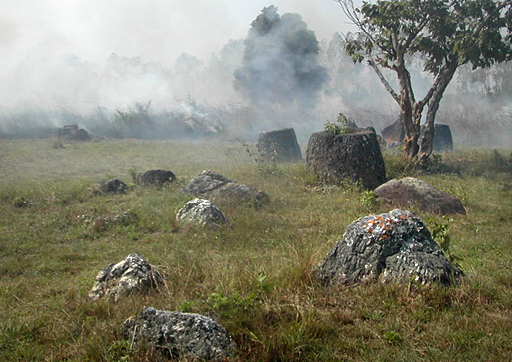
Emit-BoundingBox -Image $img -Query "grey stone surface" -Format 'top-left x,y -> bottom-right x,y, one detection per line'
383,120 -> 453,151
211,182 -> 270,207
381,117 -> 405,146
98,178 -> 128,194
177,198 -> 228,228
136,169 -> 176,187
314,209 -> 463,286
374,177 -> 466,215
89,253 -> 164,301
182,170 -> 269,206
182,170 -> 233,195
257,128 -> 302,162
122,307 -> 236,361
57,125 -> 91,141
431,124 -> 454,152
306,129 -> 386,190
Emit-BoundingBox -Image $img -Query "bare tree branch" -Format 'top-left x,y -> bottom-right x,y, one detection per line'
367,59 -> 401,103
335,0 -> 390,55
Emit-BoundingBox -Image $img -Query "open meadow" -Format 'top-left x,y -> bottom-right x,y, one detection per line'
0,138 -> 511,361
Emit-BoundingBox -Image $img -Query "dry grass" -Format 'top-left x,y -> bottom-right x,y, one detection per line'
0,138 -> 511,361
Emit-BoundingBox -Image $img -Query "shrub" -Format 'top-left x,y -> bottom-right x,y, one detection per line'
359,190 -> 378,209
324,113 -> 355,135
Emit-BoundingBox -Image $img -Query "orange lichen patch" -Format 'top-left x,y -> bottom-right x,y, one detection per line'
363,212 -> 411,241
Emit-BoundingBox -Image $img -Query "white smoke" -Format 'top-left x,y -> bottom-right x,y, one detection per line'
234,6 -> 328,108
0,1 -> 510,147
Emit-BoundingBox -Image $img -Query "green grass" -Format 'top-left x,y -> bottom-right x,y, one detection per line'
0,139 -> 511,361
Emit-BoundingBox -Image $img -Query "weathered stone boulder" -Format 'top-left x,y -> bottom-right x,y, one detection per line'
182,170 -> 269,206
381,117 -> 405,146
98,178 -> 128,194
177,198 -> 228,228
182,170 -> 232,195
211,182 -> 270,206
306,129 -> 386,190
57,125 -> 91,141
314,209 -> 463,286
74,129 -> 90,141
368,127 -> 387,149
89,253 -> 164,302
382,120 -> 454,151
257,128 -> 302,162
78,211 -> 139,230
122,307 -> 236,361
431,124 -> 454,152
136,169 -> 176,187
374,177 -> 465,215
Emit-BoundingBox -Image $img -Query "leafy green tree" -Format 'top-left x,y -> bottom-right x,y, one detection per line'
337,0 -> 512,163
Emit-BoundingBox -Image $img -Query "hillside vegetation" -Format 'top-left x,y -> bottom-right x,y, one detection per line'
0,139 -> 511,361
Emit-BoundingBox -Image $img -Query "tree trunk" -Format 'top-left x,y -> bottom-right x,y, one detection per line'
407,101 -> 426,158
395,61 -> 421,159
401,91 -> 418,158
368,53 -> 424,160
418,116 -> 435,165
417,62 -> 458,164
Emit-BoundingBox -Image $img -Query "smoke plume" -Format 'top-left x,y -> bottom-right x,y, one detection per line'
234,6 -> 328,108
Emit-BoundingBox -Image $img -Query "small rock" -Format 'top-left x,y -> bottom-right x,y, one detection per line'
314,209 -> 463,286
89,253 -> 165,302
182,170 -> 232,195
122,307 -> 236,361
177,198 -> 228,228
211,182 -> 270,207
374,177 -> 465,215
57,125 -> 91,141
137,170 -> 176,187
98,178 -> 128,194
182,170 -> 269,206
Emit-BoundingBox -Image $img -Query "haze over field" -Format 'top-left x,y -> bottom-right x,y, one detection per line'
0,1 -> 347,107
1,1 -> 349,65
1,0 -> 510,146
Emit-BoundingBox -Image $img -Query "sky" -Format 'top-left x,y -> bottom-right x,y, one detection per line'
0,0 -> 355,69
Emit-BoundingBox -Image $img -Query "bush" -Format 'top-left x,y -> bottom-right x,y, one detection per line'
324,113 -> 355,135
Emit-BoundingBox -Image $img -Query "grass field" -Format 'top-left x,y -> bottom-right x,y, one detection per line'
0,138 -> 511,361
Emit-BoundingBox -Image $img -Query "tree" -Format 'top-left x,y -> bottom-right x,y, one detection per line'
336,0 -> 512,163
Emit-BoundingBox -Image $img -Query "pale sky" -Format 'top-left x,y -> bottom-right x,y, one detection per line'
0,0 -> 356,67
